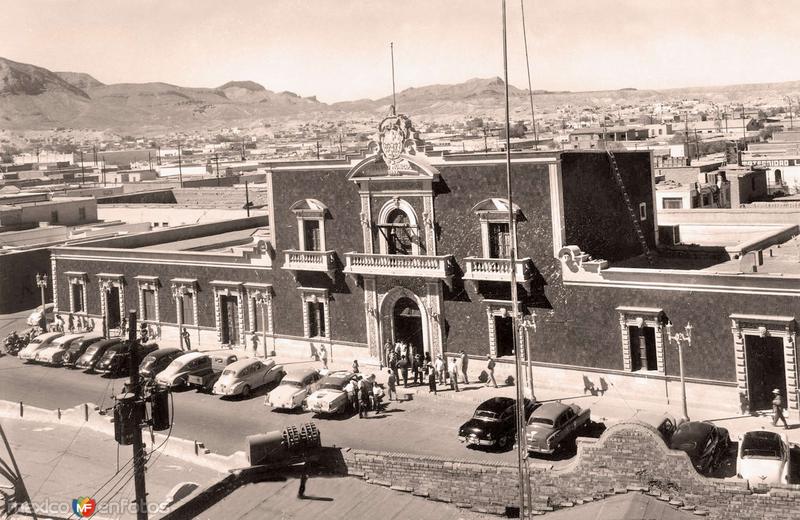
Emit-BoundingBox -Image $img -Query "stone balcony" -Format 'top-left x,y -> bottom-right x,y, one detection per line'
282,249 -> 338,280
344,252 -> 455,284
462,257 -> 535,289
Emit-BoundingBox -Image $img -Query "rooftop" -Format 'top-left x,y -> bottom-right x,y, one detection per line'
137,227 -> 261,252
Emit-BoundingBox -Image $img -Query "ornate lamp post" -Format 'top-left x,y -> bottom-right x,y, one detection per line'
666,321 -> 693,422
171,284 -> 187,350
519,312 -> 537,401
252,290 -> 271,358
35,273 -> 48,330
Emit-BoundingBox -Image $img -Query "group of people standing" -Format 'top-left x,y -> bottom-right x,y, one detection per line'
344,373 -> 384,418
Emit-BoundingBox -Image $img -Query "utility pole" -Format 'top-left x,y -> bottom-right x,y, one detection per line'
316,139 -> 320,160
244,181 -> 251,217
214,153 -> 220,187
147,151 -> 152,172
79,150 -> 85,187
93,145 -> 98,166
102,155 -> 107,187
483,126 -> 489,153
338,134 -> 343,158
127,310 -> 148,520
177,143 -> 183,188
35,273 -> 48,331
684,112 -> 690,162
741,104 -> 747,150
785,96 -> 794,130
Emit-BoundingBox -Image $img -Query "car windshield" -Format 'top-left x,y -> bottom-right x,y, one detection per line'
474,410 -> 499,421
741,433 -> 782,458
29,339 -> 42,345
84,345 -> 99,356
530,417 -> 554,426
280,379 -> 303,388
321,381 -> 345,390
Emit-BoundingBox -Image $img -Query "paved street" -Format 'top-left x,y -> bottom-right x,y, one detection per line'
0,354 -> 519,464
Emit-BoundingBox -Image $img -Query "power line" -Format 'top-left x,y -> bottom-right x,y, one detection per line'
519,0 -> 539,150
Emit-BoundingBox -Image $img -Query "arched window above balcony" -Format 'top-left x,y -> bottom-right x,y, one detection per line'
377,198 -> 420,255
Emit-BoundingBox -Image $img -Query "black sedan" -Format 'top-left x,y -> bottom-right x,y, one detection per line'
96,342 -> 159,376
669,421 -> 730,475
75,338 -> 122,371
458,397 -> 540,450
140,348 -> 185,379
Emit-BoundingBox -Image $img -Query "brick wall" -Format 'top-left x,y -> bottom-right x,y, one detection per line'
341,422 -> 800,518
0,248 -> 52,313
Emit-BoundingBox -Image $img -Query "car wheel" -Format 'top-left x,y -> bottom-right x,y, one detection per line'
241,385 -> 251,398
498,435 -> 509,449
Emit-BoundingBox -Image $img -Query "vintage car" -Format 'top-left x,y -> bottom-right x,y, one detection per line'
624,412 -> 683,443
18,332 -> 65,362
62,335 -> 105,367
26,303 -> 54,327
139,348 -> 185,379
33,333 -> 87,364
304,371 -> 357,415
155,352 -> 211,388
186,352 -> 240,391
525,402 -> 590,455
212,358 -> 285,398
458,397 -> 540,450
668,421 -> 730,475
266,368 -> 323,410
736,430 -> 791,485
75,338 -> 122,371
95,343 -> 159,376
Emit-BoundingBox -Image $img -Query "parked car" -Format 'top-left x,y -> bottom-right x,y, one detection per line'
26,303 -> 54,327
75,338 -> 122,371
155,352 -> 211,388
96,343 -> 159,376
525,402 -> 591,455
18,332 -> 64,362
458,397 -> 540,450
304,371 -> 357,415
212,358 -> 285,398
266,368 -> 324,410
736,430 -> 790,485
139,348 -> 185,379
626,412 -> 683,443
186,352 -> 240,392
669,421 -> 730,475
62,335 -> 105,367
32,333 -> 85,364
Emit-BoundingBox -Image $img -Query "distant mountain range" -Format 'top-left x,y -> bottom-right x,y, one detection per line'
0,56 -> 798,134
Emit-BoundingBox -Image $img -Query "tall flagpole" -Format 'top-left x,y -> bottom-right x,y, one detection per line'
520,0 -> 539,150
390,42 -> 397,115
502,1 -> 529,518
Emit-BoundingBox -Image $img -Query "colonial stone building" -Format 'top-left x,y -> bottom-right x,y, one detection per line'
50,116 -> 800,415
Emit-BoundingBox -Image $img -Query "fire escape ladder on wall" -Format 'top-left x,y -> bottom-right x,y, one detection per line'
606,150 -> 655,265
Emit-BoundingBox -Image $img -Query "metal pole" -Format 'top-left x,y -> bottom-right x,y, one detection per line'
38,275 -> 47,331
79,150 -> 85,186
177,295 -> 184,350
127,310 -> 148,520
502,2 -> 529,518
390,42 -> 397,115
519,0 -> 538,151
0,423 -> 37,519
215,154 -> 220,187
524,316 -> 535,401
245,181 -> 251,217
102,155 -> 106,187
261,302 -> 267,357
178,144 -> 183,188
678,339 -> 688,422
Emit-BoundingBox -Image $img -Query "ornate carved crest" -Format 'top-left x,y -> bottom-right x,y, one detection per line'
378,114 -> 415,175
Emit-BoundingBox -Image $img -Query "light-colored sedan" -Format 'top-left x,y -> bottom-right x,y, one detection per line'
737,430 -> 791,485
34,333 -> 88,364
18,332 -> 64,362
212,358 -> 284,398
155,352 -> 211,388
304,371 -> 357,415
265,368 -> 323,410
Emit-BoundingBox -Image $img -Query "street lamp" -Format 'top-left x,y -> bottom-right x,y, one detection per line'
519,312 -> 537,401
35,273 -> 48,331
666,321 -> 693,422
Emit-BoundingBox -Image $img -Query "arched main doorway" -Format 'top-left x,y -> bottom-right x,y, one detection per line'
392,297 -> 425,359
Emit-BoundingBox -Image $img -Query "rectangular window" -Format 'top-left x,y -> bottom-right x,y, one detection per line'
307,301 -> 326,338
78,207 -> 86,221
303,220 -> 322,251
51,210 -> 59,224
251,298 -> 266,332
488,222 -> 511,258
181,293 -> 195,325
662,197 -> 683,209
638,202 -> 647,221
71,284 -> 84,313
141,289 -> 156,321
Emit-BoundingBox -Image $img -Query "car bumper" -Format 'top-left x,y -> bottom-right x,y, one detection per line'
268,400 -> 300,409
526,443 -> 554,454
458,435 -> 495,446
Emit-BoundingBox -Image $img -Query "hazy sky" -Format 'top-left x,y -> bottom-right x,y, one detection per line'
5,0 -> 799,102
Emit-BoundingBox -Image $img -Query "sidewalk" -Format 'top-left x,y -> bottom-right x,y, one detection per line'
1,417 -> 223,519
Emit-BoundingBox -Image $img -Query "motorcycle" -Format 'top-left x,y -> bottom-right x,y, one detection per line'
3,332 -> 27,356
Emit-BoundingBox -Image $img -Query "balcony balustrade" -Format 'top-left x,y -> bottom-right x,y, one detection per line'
344,252 -> 455,283
282,249 -> 338,279
463,256 -> 534,288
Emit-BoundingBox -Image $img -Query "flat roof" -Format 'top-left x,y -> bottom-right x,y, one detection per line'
136,227 -> 259,252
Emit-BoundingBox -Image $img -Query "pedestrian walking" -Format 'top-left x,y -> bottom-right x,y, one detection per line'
486,355 -> 497,388
435,354 -> 446,385
423,352 -> 432,377
394,342 -> 402,361
372,380 -> 384,414
345,378 -> 358,412
398,355 -> 409,387
358,377 -> 370,418
319,345 -> 328,370
772,388 -> 789,429
383,340 -> 392,367
460,350 -> 470,384
352,377 -> 362,416
352,359 -> 360,374
412,353 -> 422,385
181,327 -> 191,350
449,358 -> 460,392
427,363 -> 437,394
387,369 -> 398,401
